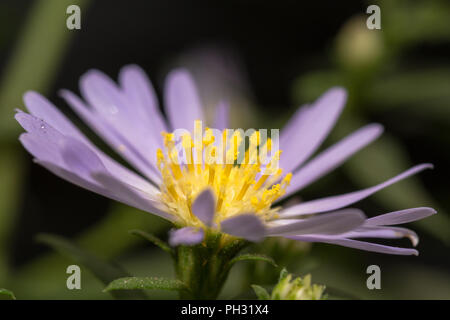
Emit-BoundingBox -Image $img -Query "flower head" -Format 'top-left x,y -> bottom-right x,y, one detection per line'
15,65 -> 436,255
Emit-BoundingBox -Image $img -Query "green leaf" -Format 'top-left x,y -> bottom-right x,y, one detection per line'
228,253 -> 278,268
251,285 -> 270,300
0,288 -> 16,300
129,229 -> 173,255
104,277 -> 187,292
36,233 -> 147,299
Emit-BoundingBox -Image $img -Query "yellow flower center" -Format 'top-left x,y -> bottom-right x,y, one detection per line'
156,120 -> 292,227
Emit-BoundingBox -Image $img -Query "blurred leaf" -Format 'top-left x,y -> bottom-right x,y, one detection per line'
104,277 -> 187,293
322,286 -> 361,300
10,204 -> 169,299
78,205 -> 170,259
0,0 -> 90,139
0,145 -> 24,283
0,288 -> 16,300
380,0 -> 450,49
129,229 -> 173,255
228,254 -> 278,269
251,285 -> 270,300
36,233 -> 147,299
368,69 -> 450,118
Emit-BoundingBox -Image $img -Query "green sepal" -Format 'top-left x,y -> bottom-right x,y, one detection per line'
251,285 -> 270,300
227,253 -> 278,269
104,277 -> 187,292
129,229 -> 174,255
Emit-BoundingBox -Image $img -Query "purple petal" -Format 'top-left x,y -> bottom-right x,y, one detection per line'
221,214 -> 266,242
118,64 -> 168,137
60,89 -> 162,184
279,88 -> 347,174
287,235 -> 418,255
268,209 -> 366,236
36,160 -> 115,199
91,172 -> 173,221
79,69 -> 129,119
24,91 -> 86,139
341,226 -> 419,246
16,111 -> 169,219
279,124 -> 383,201
23,92 -> 159,191
365,207 -> 437,226
191,189 -> 216,226
61,136 -> 106,180
279,104 -> 310,145
213,101 -> 229,130
168,227 -> 204,246
164,69 -> 204,131
279,164 -> 433,218
78,70 -> 164,173
15,111 -> 65,147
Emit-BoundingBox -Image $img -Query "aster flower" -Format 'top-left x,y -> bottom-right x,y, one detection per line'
15,65 -> 435,259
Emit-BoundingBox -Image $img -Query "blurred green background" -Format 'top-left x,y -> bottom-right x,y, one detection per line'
0,0 -> 449,299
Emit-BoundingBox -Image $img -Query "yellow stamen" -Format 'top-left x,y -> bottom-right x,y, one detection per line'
156,127 -> 291,227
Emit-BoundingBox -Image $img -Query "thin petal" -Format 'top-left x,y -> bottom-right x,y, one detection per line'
279,104 -> 310,146
287,235 -> 418,255
341,226 -> 419,246
268,209 -> 366,236
19,131 -> 63,167
191,188 -> 216,226
24,91 -> 85,139
16,109 -> 158,195
365,207 -> 437,226
221,214 -> 266,242
36,160 -> 115,199
77,70 -> 164,177
60,89 -> 162,184
164,69 -> 204,131
118,64 -> 168,137
23,92 -> 159,191
168,227 -> 204,246
280,88 -> 347,174
91,172 -> 173,221
16,112 -> 166,216
279,124 -> 383,201
279,164 -> 433,218
61,136 -> 106,181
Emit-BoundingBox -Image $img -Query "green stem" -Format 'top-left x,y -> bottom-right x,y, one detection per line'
174,233 -> 248,299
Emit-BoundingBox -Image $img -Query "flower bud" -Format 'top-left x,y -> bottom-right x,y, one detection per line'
271,269 -> 326,300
